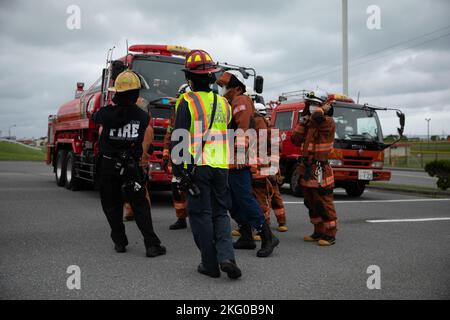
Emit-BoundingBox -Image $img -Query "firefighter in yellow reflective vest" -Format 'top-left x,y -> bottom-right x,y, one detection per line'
291,92 -> 338,246
171,50 -> 241,279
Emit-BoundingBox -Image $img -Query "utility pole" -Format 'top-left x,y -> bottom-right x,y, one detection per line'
8,124 -> 16,140
342,0 -> 349,95
425,118 -> 431,143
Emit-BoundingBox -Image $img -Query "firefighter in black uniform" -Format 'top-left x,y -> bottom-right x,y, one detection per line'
92,70 -> 166,257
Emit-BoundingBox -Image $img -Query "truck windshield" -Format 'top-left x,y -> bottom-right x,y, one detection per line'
333,104 -> 383,143
132,58 -> 186,102
150,107 -> 173,119
275,111 -> 293,131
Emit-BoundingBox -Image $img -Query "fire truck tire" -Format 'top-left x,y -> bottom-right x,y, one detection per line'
290,164 -> 303,197
55,149 -> 68,187
65,151 -> 82,191
345,181 -> 366,197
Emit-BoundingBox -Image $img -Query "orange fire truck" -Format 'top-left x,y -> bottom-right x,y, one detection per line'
269,91 -> 405,197
46,44 -> 191,190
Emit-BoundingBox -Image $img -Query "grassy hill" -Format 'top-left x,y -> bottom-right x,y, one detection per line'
0,141 -> 46,161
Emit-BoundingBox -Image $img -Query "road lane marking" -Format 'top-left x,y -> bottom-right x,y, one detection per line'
284,198 -> 450,204
366,217 -> 450,223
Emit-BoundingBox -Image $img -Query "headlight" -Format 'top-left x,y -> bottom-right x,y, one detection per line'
371,161 -> 384,168
148,162 -> 162,171
329,159 -> 343,166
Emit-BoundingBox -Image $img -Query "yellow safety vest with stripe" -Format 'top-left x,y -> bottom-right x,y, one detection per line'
175,91 -> 231,169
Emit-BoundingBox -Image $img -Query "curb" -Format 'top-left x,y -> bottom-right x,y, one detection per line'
384,167 -> 425,172
367,184 -> 450,198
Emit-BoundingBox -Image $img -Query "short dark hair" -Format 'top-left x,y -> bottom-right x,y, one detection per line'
112,89 -> 140,106
227,74 -> 246,93
185,72 -> 216,89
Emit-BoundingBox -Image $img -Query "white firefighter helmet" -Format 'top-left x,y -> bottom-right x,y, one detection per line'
245,86 -> 255,97
227,70 -> 246,87
255,102 -> 267,116
305,91 -> 327,105
217,70 -> 246,89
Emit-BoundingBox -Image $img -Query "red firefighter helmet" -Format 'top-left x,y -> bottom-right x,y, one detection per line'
183,50 -> 220,74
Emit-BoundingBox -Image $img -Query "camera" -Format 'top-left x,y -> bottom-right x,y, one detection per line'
176,170 -> 201,197
114,151 -> 129,176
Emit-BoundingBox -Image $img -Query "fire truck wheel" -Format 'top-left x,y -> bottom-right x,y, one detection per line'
55,149 -> 68,187
65,151 -> 82,191
345,181 -> 366,197
290,164 -> 303,197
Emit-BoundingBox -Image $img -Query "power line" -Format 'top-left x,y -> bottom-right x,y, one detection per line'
266,24 -> 450,90
267,24 -> 450,89
267,31 -> 450,90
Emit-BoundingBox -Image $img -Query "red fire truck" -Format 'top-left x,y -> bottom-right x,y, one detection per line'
46,44 -> 191,190
270,91 -> 405,197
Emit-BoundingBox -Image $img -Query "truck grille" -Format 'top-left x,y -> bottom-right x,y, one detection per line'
343,156 -> 373,167
153,127 -> 167,142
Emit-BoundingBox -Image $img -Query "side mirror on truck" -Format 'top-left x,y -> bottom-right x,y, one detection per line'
380,110 -> 406,150
254,75 -> 264,94
397,111 -> 405,137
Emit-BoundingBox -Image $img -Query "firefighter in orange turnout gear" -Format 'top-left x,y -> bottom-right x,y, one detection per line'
252,103 -> 288,232
269,173 -> 287,231
291,92 -> 338,246
162,84 -> 190,230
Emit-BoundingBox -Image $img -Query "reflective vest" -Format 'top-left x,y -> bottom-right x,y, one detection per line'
176,91 -> 231,169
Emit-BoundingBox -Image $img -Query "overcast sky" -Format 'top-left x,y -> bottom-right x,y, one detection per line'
1,0 -> 449,138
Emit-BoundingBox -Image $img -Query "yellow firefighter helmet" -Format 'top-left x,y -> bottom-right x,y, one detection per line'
108,70 -> 142,93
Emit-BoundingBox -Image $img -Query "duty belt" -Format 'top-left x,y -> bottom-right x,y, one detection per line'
103,154 -> 141,162
299,157 -> 329,166
300,157 -> 329,182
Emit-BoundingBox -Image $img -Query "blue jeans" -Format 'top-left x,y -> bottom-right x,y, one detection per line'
228,168 -> 265,230
188,166 -> 235,271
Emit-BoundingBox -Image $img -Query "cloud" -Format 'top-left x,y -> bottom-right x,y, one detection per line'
0,0 -> 449,138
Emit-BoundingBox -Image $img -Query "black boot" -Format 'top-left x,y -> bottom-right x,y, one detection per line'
114,238 -> 128,253
169,218 -> 187,230
114,244 -> 127,253
257,222 -> 280,258
146,245 -> 166,257
197,264 -> 220,278
220,260 -> 242,279
233,223 -> 256,250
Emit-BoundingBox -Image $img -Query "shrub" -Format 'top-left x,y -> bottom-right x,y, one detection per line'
424,160 -> 450,190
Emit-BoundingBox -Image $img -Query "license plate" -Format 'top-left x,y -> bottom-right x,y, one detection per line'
358,170 -> 373,180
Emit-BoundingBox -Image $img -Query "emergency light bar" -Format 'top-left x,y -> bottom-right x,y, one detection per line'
279,90 -> 354,103
128,44 -> 191,57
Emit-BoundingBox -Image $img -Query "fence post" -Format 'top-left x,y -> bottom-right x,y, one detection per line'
388,148 -> 392,167
405,143 -> 408,166
435,143 -> 438,161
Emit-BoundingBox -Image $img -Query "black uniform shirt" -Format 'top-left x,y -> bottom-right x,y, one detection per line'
93,104 -> 149,159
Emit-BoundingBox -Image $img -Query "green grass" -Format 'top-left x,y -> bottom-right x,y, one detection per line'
409,142 -> 450,152
385,142 -> 450,168
0,141 -> 46,161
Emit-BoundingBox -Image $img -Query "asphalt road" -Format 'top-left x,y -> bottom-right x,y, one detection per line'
387,169 -> 438,188
1,161 -> 449,300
